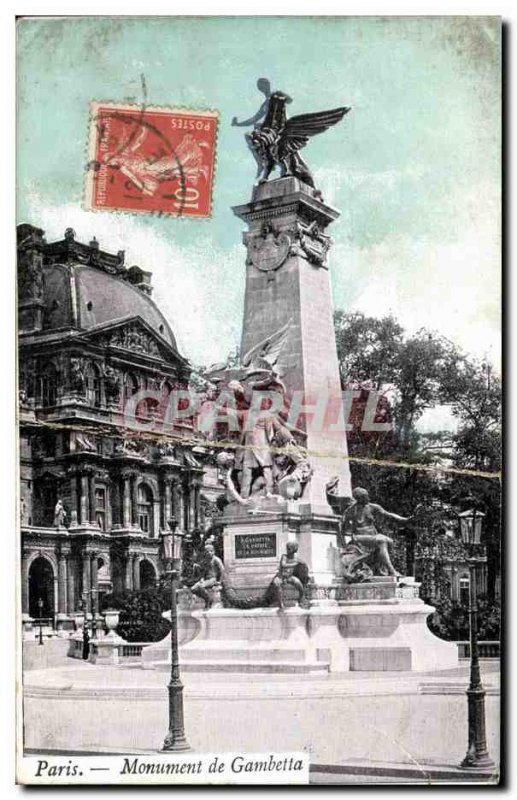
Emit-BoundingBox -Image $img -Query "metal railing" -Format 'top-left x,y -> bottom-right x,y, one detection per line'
457,640 -> 500,659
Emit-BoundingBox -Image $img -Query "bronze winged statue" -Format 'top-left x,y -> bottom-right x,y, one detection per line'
241,89 -> 351,192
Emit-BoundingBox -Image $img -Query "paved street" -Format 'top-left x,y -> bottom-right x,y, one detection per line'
22,658 -> 500,783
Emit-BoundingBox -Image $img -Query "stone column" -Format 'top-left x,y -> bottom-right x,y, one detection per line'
189,482 -> 198,531
163,479 -> 172,526
67,556 -> 76,613
80,476 -> 88,524
173,481 -> 185,531
193,480 -> 201,530
125,554 -> 133,591
69,474 -> 78,525
105,483 -> 112,531
110,479 -> 120,526
122,476 -> 131,527
89,475 -> 96,524
131,476 -> 139,528
132,555 -> 141,591
82,554 -> 91,611
54,573 -> 59,621
58,552 -> 67,614
91,552 -> 99,614
21,550 -> 31,616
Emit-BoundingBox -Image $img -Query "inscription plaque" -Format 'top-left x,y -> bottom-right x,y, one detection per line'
235,533 -> 277,560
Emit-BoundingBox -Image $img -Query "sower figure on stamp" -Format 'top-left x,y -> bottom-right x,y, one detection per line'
270,541 -> 309,609
189,542 -> 225,609
340,487 -> 413,581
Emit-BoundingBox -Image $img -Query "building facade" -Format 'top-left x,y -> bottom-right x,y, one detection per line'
18,223 -> 213,631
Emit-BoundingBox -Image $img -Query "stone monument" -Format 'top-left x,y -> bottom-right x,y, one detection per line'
142,84 -> 458,674
204,87 -> 354,592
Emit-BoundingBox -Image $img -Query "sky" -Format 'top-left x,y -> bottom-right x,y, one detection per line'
17,16 -> 501,373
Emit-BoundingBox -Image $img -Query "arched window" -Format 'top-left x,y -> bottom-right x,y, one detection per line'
137,483 -> 153,535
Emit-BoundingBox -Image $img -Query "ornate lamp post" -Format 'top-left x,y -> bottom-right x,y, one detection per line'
37,597 -> 44,646
161,518 -> 190,752
458,507 -> 494,769
81,593 -> 90,660
90,588 -> 98,640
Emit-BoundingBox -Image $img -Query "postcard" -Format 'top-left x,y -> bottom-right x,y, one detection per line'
16,15 -> 501,786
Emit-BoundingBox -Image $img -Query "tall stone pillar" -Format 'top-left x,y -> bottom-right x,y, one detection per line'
90,553 -> 99,614
88,475 -> 96,524
122,476 -> 131,527
105,483 -> 112,531
163,479 -> 172,526
233,177 -> 352,510
58,553 -> 67,614
125,554 -> 133,591
131,476 -> 139,528
189,480 -> 199,531
111,479 -> 120,527
69,473 -> 78,525
173,481 -> 185,531
80,476 -> 88,524
132,555 -> 140,591
21,550 -> 31,616
82,554 -> 91,611
67,556 -> 76,614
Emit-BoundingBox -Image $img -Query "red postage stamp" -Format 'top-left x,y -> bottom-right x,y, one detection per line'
85,102 -> 219,218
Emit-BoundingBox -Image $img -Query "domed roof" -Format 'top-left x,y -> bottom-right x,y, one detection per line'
74,265 -> 176,348
39,230 -> 178,352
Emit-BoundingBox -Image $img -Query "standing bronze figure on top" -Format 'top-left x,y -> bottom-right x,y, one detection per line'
234,79 -> 351,192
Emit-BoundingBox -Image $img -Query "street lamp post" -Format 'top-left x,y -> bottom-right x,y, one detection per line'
161,517 -> 190,752
37,597 -> 44,646
81,593 -> 90,660
90,589 -> 98,640
458,508 -> 494,769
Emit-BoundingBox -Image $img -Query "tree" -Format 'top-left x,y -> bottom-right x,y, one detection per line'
334,310 -> 403,390
102,585 -> 171,642
334,311 -> 501,594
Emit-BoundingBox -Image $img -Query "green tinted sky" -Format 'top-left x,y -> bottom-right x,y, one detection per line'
17,16 -> 501,369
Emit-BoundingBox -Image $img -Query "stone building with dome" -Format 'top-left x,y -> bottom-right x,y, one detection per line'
18,223 -> 215,632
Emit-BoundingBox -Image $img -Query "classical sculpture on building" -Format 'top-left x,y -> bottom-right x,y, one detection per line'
53,499 -> 67,529
236,84 -> 350,191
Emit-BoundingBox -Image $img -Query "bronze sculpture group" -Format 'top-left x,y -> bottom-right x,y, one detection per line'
181,538 -> 309,611
205,320 -> 313,507
178,483 -> 413,610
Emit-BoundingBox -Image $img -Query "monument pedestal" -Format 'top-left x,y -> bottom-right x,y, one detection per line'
233,176 -> 352,510
142,577 -> 458,674
222,505 -> 340,591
